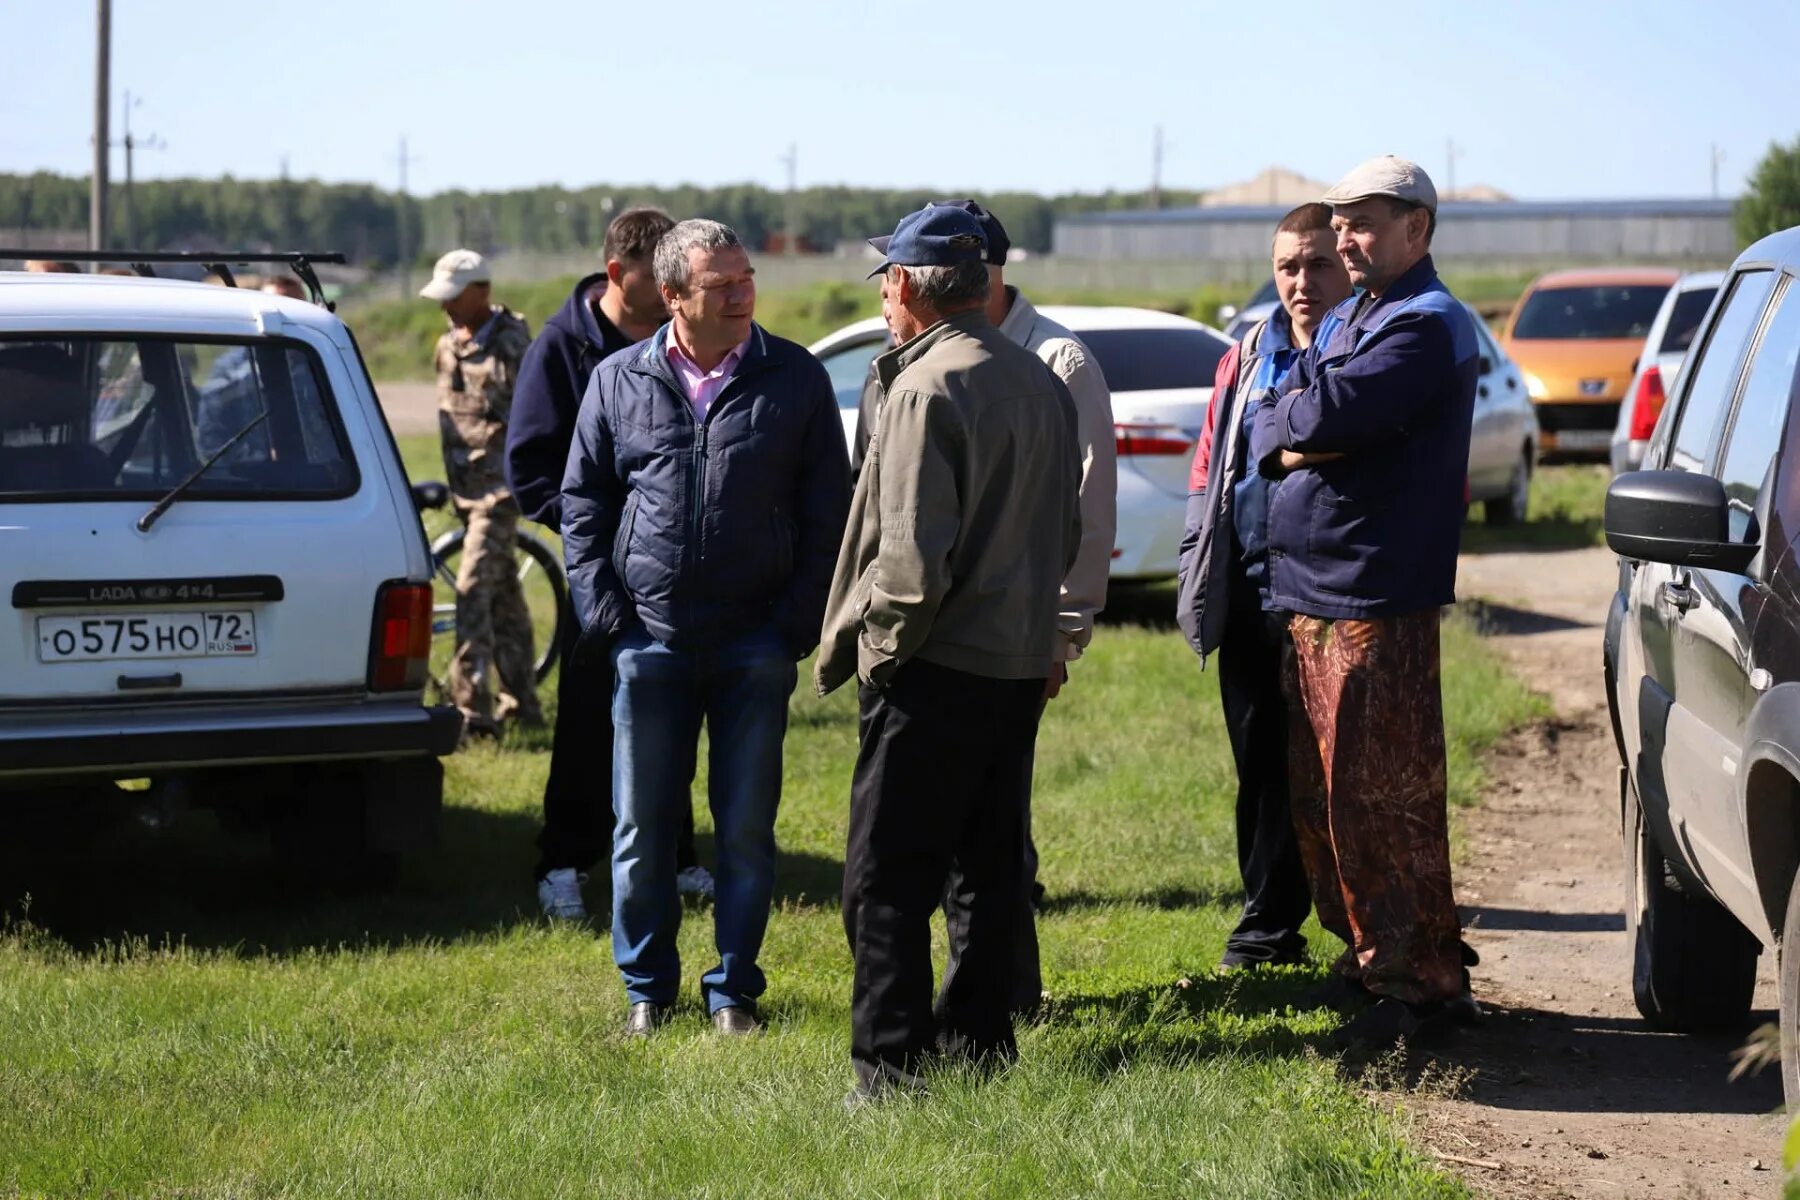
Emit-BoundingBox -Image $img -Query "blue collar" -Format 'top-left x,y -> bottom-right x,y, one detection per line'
1353,254 -> 1440,329
1254,305 -> 1297,356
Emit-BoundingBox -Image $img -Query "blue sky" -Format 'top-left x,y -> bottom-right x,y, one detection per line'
2,0 -> 1792,200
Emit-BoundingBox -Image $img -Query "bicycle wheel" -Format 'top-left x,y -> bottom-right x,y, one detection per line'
429,525 -> 571,687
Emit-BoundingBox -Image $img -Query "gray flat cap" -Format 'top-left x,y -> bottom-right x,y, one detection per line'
1322,155 -> 1439,213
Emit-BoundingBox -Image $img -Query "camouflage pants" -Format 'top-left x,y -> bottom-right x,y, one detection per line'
1283,609 -> 1462,1005
450,497 -> 542,727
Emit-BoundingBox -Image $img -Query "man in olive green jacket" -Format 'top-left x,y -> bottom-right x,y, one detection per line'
817,204 -> 1081,1104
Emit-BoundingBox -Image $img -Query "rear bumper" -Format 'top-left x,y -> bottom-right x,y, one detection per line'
0,698 -> 463,781
1112,467 -> 1185,580
1535,401 -> 1619,459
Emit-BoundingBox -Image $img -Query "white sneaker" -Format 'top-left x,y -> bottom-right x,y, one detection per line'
676,865 -> 716,899
537,868 -> 588,921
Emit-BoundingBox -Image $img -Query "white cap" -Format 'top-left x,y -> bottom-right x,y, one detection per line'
1322,155 -> 1439,213
419,249 -> 490,301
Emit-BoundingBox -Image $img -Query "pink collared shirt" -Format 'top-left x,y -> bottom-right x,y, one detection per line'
665,327 -> 750,422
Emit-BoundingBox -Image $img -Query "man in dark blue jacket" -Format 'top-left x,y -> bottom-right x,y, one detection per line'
563,219 -> 851,1037
1177,203 -> 1352,972
505,208 -> 695,923
1248,155 -> 1478,1047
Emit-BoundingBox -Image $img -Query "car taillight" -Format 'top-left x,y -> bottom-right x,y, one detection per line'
1115,423 -> 1193,457
369,581 -> 432,692
1627,365 -> 1666,442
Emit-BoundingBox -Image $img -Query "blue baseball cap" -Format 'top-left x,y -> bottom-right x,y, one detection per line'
930,199 -> 1011,265
867,204 -> 989,279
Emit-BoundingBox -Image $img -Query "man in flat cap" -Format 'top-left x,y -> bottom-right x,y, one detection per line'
423,248 -> 541,734
1247,155 -> 1480,1046
818,204 -> 1082,1103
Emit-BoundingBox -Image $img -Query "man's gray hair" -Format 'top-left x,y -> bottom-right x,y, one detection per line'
654,219 -> 743,292
887,259 -> 990,311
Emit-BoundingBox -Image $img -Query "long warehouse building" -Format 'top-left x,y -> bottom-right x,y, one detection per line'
1053,198 -> 1737,273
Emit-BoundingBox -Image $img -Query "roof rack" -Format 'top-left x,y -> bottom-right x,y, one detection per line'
0,250 -> 348,311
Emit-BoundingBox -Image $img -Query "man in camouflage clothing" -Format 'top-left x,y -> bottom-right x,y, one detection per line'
422,249 -> 542,732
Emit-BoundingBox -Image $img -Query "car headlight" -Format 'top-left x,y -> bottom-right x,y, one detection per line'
1523,371 -> 1547,400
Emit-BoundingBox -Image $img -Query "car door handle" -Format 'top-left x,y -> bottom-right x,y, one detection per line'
1506,375 -> 1517,389
1662,578 -> 1696,614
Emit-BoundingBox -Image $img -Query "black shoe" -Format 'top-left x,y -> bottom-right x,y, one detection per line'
711,1005 -> 762,1036
846,1063 -> 929,1111
625,1001 -> 667,1037
1302,972 -> 1373,1012
1332,996 -> 1452,1051
1219,949 -> 1308,972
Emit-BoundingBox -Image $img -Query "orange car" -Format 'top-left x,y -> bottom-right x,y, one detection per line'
1500,267 -> 1678,460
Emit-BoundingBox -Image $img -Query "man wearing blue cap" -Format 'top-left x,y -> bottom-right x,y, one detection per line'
817,204 -> 1083,1103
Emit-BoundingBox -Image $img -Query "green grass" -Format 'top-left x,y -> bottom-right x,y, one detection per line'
1462,463 -> 1610,551
0,443 -> 1548,1197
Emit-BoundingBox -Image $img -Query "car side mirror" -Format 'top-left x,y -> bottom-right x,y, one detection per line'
1217,304 -> 1239,324
410,480 -> 450,512
1479,355 -> 1493,376
1605,470 -> 1758,572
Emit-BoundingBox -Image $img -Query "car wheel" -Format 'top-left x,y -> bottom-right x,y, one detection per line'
1780,872 -> 1800,1106
1483,447 -> 1532,526
268,769 -> 402,894
1623,773 -> 1759,1030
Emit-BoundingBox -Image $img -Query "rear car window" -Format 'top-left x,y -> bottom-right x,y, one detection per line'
0,335 -> 355,501
1078,328 -> 1228,392
820,337 -> 885,410
1658,287 -> 1720,355
1512,284 -> 1671,340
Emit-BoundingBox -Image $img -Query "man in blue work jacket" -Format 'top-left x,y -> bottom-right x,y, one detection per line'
1248,155 -> 1480,1048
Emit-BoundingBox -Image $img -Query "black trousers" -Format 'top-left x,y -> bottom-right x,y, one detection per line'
1216,582 -> 1311,965
843,660 -> 1044,1086
534,631 -> 697,881
941,718 -> 1043,1016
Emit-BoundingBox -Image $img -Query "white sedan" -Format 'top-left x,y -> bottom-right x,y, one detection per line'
810,306 -> 1229,580
810,302 -> 1538,579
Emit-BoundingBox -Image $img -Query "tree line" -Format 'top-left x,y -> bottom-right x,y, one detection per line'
0,171 -> 1193,263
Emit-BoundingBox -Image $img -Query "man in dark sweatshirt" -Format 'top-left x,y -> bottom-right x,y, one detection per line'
505,206 -> 714,920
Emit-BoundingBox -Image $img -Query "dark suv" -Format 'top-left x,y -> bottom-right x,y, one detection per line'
1603,225 -> 1800,1102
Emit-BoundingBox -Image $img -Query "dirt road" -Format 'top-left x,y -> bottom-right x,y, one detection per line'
1423,546 -> 1785,1198
375,380 -> 438,436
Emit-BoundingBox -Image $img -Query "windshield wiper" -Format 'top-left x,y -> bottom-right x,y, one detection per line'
136,412 -> 269,533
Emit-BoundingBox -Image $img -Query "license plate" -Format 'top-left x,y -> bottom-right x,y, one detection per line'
1550,430 -> 1611,451
36,611 -> 258,663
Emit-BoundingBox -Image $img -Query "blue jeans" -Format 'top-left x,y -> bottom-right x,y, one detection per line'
609,624 -> 795,1013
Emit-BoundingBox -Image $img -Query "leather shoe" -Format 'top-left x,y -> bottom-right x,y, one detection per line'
711,1005 -> 762,1036
625,1001 -> 666,1037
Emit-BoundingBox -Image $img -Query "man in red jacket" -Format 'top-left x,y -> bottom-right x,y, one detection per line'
1177,202 -> 1350,970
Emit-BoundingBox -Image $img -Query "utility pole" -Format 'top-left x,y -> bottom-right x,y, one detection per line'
1711,143 -> 1726,199
119,91 -> 165,248
1446,137 -> 1463,200
393,135 -> 420,299
778,143 -> 798,254
1149,125 -> 1164,211
91,0 -> 111,249
278,154 -> 293,248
